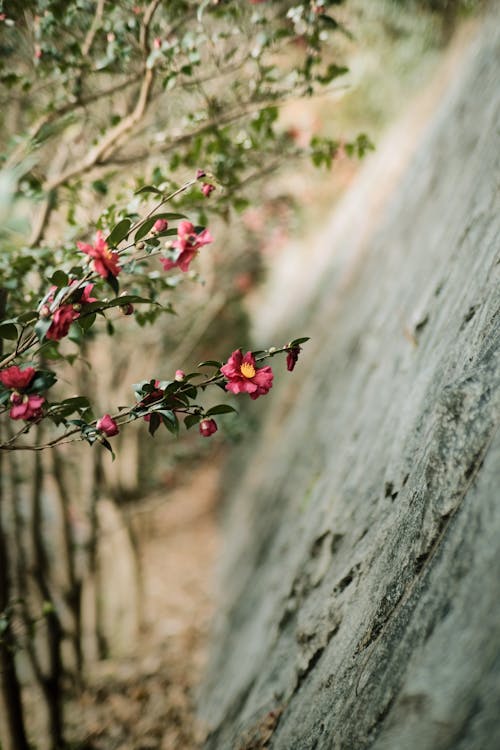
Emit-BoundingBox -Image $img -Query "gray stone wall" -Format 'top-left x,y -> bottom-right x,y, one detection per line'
200,18 -> 500,750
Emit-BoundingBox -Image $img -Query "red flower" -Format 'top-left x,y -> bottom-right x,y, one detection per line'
96,414 -> 119,437
9,393 -> 45,421
201,183 -> 215,197
79,283 -> 97,304
45,283 -> 97,341
77,230 -> 121,279
0,365 -> 36,390
46,304 -> 78,341
160,221 -> 213,273
153,218 -> 169,233
0,366 -> 44,420
199,418 -> 217,437
286,345 -> 301,372
221,350 -> 273,400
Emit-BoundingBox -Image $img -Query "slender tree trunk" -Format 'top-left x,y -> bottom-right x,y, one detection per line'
31,444 -> 65,750
0,288 -> 30,750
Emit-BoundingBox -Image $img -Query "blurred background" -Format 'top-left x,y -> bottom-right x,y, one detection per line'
0,1 -> 484,748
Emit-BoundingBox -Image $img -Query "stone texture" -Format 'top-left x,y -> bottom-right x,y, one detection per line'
199,17 -> 500,750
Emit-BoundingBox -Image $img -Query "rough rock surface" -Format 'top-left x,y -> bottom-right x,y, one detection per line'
199,18 -> 500,750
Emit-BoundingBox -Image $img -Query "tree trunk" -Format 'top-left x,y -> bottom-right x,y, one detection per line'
0,289 -> 30,750
199,18 -> 500,750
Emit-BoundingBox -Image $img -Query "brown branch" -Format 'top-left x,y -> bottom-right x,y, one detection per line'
140,0 -> 162,54
81,0 -> 105,57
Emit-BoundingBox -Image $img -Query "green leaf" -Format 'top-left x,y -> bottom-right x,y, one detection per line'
50,270 -> 69,288
197,360 -> 221,368
30,370 -> 57,392
206,404 -> 237,417
106,218 -> 131,246
185,413 -> 201,430
134,185 -> 163,196
161,410 -> 179,436
79,312 -> 96,331
0,323 -> 17,340
106,274 -> 119,296
34,317 -> 52,342
290,337 -> 310,346
134,217 -> 157,242
99,437 -> 116,459
148,412 -> 162,436
58,396 -> 90,411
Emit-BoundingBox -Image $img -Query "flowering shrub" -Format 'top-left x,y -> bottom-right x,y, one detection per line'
0,167 -> 309,454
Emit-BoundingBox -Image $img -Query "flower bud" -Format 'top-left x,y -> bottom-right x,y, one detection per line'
39,304 -> 51,319
196,169 -> 206,180
174,369 -> 185,381
201,183 -> 215,197
120,303 -> 134,316
72,303 -> 82,313
153,218 -> 168,233
199,418 -> 217,437
268,346 -> 277,354
10,391 -> 23,405
96,414 -> 119,437
136,241 -> 146,250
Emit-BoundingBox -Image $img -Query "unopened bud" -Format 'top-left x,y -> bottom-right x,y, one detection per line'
39,304 -> 51,319
136,241 -> 146,250
268,346 -> 277,354
120,303 -> 134,316
72,303 -> 82,312
174,369 -> 185,381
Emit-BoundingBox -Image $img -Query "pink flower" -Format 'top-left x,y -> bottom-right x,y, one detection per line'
45,283 -> 96,341
153,218 -> 169,233
199,418 -> 217,437
286,345 -> 301,372
0,366 -> 44,420
221,350 -> 273,400
174,370 -> 185,381
79,283 -> 97,304
201,183 -> 215,197
160,221 -> 213,273
0,365 -> 36,390
9,393 -> 45,421
96,414 -> 119,437
46,304 -> 78,341
77,230 -> 121,279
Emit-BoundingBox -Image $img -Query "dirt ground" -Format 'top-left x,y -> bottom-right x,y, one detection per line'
66,457 -> 222,750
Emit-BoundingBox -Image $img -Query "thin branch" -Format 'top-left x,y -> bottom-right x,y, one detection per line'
81,0 -> 105,57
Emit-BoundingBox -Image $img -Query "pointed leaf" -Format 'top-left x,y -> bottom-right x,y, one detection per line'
106,218 -> 132,246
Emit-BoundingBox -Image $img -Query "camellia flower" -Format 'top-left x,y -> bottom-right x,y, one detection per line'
46,304 -> 79,341
96,414 -> 119,437
201,183 -> 215,197
77,230 -> 121,279
46,283 -> 97,341
0,365 -> 44,421
286,345 -> 301,372
160,220 -> 213,273
221,350 -> 273,400
9,393 -> 45,421
0,365 -> 36,390
199,418 -> 217,437
153,218 -> 168,233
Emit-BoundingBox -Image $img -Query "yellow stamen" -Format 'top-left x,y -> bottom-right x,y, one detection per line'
240,362 -> 256,379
